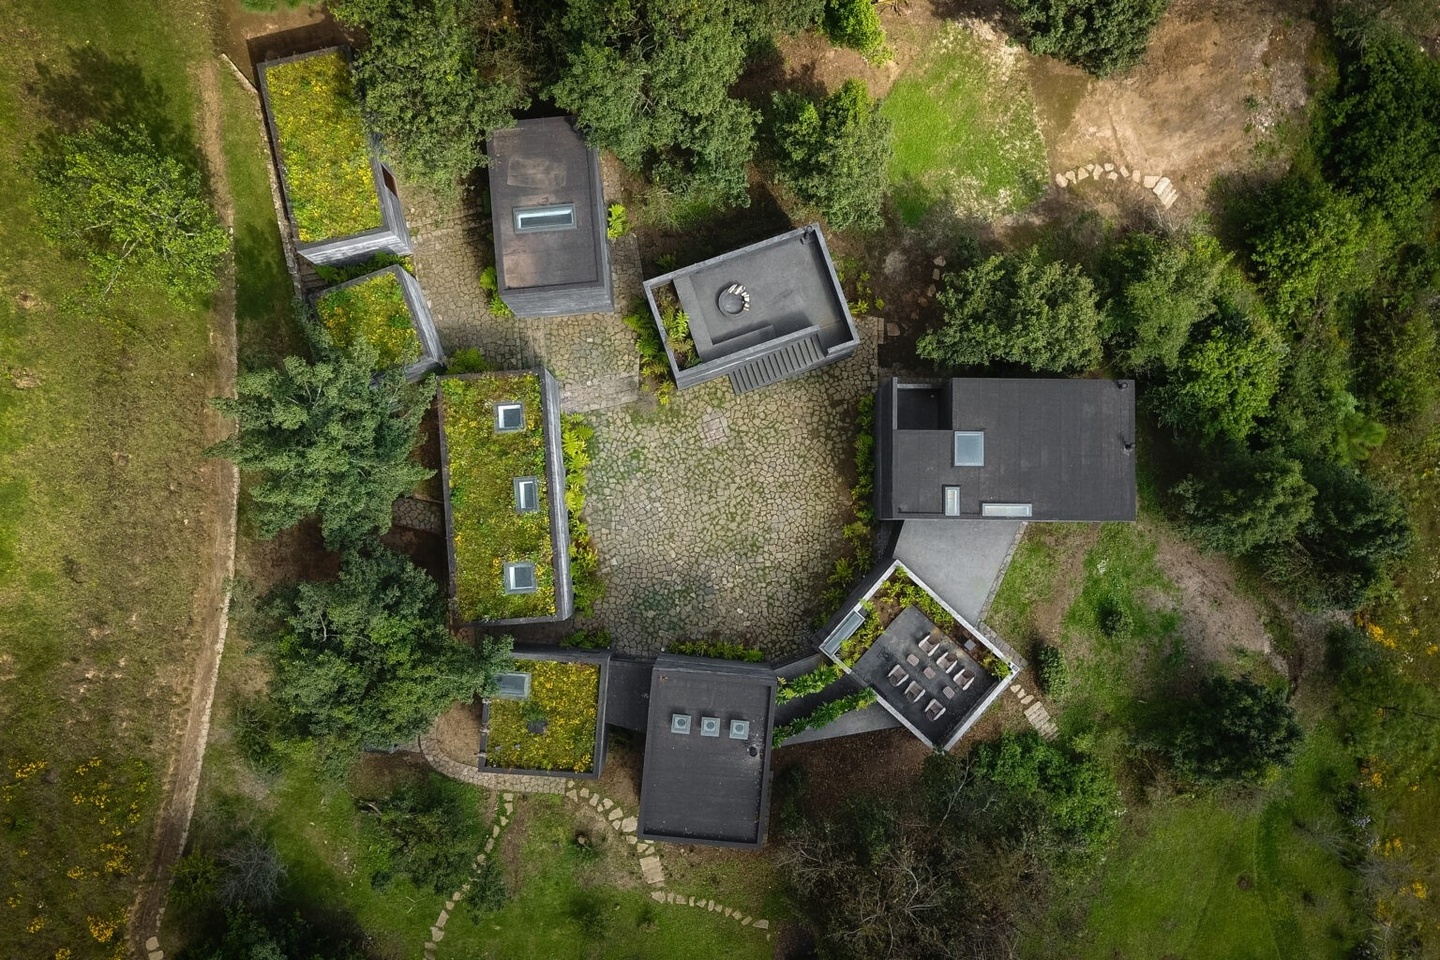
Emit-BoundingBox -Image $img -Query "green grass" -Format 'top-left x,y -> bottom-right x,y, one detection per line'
487,660 -> 600,773
315,270 -> 421,369
441,374 -> 558,620
441,796 -> 774,960
881,22 -> 1048,225
1043,727 -> 1362,960
263,51 -> 382,242
0,0 -> 235,953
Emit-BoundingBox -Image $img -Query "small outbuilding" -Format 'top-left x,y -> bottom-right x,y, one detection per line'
486,117 -> 613,318
875,378 -> 1138,522
642,224 -> 860,394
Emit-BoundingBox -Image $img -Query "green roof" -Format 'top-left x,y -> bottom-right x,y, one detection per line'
486,660 -> 600,773
265,51 -> 383,242
441,374 -> 557,620
315,271 -> 421,369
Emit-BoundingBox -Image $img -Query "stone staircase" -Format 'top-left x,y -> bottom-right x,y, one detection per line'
728,333 -> 825,394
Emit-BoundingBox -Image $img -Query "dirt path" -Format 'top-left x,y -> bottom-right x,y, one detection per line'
127,56 -> 240,960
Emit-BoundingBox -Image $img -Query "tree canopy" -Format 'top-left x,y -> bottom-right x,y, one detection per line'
1164,676 -> 1302,784
918,248 -> 1105,372
1174,446 -> 1316,555
261,545 -> 512,748
1103,231 -> 1232,374
32,122 -> 229,304
1150,300 -> 1283,443
770,78 -> 893,230
208,352 -> 432,550
1009,0 -> 1171,76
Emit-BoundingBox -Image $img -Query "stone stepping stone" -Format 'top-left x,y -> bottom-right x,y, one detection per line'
580,787 -> 590,798
1021,695 -> 1034,705
608,808 -> 623,822
503,802 -> 513,815
503,792 -> 514,801
652,890 -> 667,902
436,910 -> 450,929
1143,175 -> 1160,189
565,789 -> 578,800
1055,173 -> 1068,187
754,919 -> 770,929
640,855 -> 665,885
601,798 -> 614,811
431,927 -> 445,942
742,917 -> 753,926
146,939 -> 160,953
1076,168 -> 1090,180
621,816 -> 638,833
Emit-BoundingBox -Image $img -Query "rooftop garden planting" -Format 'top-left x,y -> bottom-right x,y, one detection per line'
265,51 -> 383,242
653,283 -> 698,369
441,374 -> 555,621
667,639 -> 766,662
315,270 -> 421,369
486,660 -> 600,773
773,689 -> 876,747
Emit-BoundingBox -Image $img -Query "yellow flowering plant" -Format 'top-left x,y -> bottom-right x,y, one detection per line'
315,271 -> 421,369
487,661 -> 600,773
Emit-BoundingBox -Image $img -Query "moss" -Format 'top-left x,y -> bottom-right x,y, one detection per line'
266,51 -> 383,242
487,661 -> 600,772
441,374 -> 556,620
315,271 -> 421,369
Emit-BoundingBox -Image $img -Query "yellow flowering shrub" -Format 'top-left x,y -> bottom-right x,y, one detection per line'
265,52 -> 383,242
487,661 -> 600,772
87,916 -> 116,943
315,271 -> 421,369
441,375 -> 557,620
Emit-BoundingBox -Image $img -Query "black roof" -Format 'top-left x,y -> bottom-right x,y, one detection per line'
877,378 -> 1137,521
637,655 -> 776,849
486,117 -> 607,297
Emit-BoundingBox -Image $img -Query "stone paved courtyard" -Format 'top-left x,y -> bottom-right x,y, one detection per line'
404,171 -> 878,661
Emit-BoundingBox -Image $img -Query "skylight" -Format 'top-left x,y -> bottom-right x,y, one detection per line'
953,431 -> 984,467
513,476 -> 539,513
943,485 -> 962,517
981,502 -> 1032,518
494,401 -> 524,432
502,561 -> 537,594
514,203 -> 576,232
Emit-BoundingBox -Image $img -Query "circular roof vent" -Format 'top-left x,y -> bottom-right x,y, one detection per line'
717,282 -> 751,316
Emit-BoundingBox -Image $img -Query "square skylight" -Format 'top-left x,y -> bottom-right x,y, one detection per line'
502,561 -> 537,594
494,402 -> 525,432
729,719 -> 750,740
943,485 -> 962,517
953,431 -> 985,467
699,716 -> 721,738
513,476 -> 539,513
671,713 -> 692,735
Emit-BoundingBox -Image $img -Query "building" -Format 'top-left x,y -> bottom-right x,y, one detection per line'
642,224 -> 860,395
875,378 -> 1138,522
311,264 -> 444,382
486,117 -> 614,318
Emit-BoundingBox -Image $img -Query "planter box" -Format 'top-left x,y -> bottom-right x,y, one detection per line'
256,47 -> 412,266
312,265 -> 443,381
436,370 -> 573,626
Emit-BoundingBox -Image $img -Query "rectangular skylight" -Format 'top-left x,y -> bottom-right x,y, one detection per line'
514,203 -> 576,232
953,431 -> 984,467
494,401 -> 524,432
513,476 -> 539,513
494,672 -> 532,699
503,561 -> 537,593
943,485 -> 962,517
729,719 -> 750,740
981,502 -> 1032,518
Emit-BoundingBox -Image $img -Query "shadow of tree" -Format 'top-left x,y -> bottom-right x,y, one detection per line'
26,45 -> 191,159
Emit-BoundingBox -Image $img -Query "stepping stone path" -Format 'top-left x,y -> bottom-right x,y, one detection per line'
1054,161 -> 1179,209
424,792 -> 519,956
1010,682 -> 1058,740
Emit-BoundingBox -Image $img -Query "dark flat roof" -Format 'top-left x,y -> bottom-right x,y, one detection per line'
638,655 -> 776,849
650,225 -> 857,362
487,117 -> 604,292
882,378 -> 1137,521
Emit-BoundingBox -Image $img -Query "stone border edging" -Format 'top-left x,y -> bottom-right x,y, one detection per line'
1055,162 -> 1179,209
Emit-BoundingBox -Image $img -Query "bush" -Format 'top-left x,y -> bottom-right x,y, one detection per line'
1163,675 -> 1302,784
1353,250 -> 1440,423
463,858 -> 508,921
668,639 -> 766,662
770,78 -> 893,230
773,689 -> 877,746
446,347 -> 490,374
365,774 -> 483,895
1174,445 -> 1317,555
777,662 -> 845,703
1293,461 -> 1413,609
1102,231 -> 1231,373
479,264 -> 514,317
1034,645 -> 1070,700
606,202 -> 628,240
823,0 -> 888,61
1010,0 -> 1170,76
621,300 -> 677,404
917,248 -> 1105,372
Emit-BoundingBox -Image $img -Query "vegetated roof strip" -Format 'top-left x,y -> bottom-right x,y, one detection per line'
486,659 -> 601,773
265,51 -> 383,242
441,374 -> 557,620
315,270 -> 421,369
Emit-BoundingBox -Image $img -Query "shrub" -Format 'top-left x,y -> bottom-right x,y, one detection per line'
773,689 -> 877,746
606,202 -> 629,240
770,78 -> 893,230
479,264 -> 514,317
622,299 -> 676,403
668,639 -> 767,662
446,347 -> 490,374
1174,445 -> 1317,555
1163,675 -> 1302,784
32,122 -> 228,304
917,248 -> 1105,372
364,774 -> 483,895
1034,645 -> 1069,699
1292,461 -> 1413,609
331,0 -> 531,195
562,629 -> 612,650
463,859 -> 508,921
777,662 -> 845,703
1010,0 -> 1170,77
823,0 -> 889,62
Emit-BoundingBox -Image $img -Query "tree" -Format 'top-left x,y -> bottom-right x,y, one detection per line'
823,0 -> 888,61
1009,0 -> 1170,76
548,0 -> 757,209
1295,461 -> 1413,609
208,352 -> 432,550
261,545 -> 513,748
365,774 -> 484,894
32,122 -> 228,303
1174,445 -> 1316,555
1151,300 -> 1283,443
1103,231 -> 1231,373
917,248 -> 1105,371
330,0 -> 531,195
770,79 -> 893,230
1164,676 -> 1302,784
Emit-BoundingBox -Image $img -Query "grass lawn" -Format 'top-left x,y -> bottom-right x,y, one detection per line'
441,796 -> 774,960
881,21 -> 1048,225
315,269 -> 421,368
261,50 -> 382,243
487,660 -> 601,773
441,373 -> 558,621
0,0 -> 236,953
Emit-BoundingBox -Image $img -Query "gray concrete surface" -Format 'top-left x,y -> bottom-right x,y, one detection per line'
894,520 -> 1025,623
